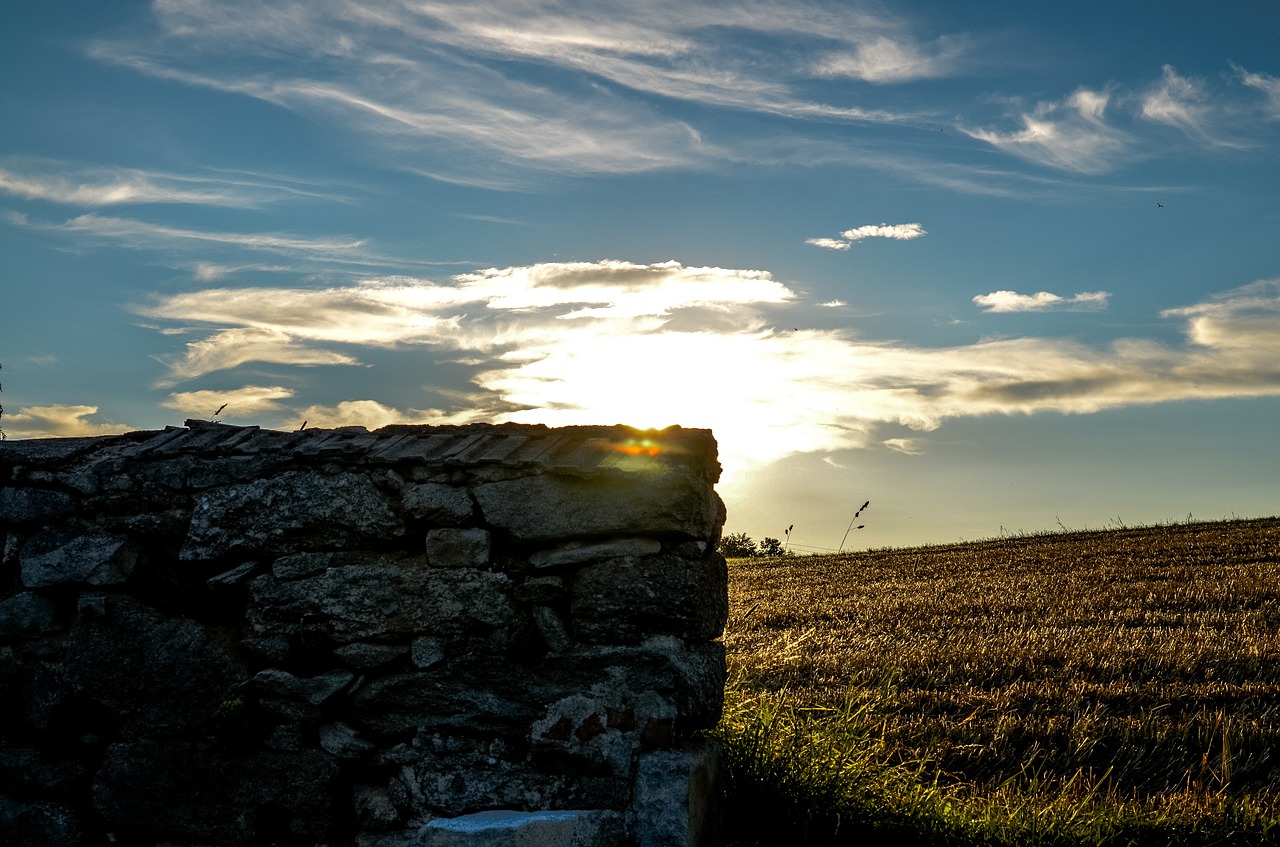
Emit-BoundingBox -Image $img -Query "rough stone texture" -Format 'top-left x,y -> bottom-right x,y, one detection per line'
0,422 -> 725,847
632,742 -> 723,847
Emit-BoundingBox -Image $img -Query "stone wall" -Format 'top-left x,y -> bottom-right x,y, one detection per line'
0,421 -> 727,847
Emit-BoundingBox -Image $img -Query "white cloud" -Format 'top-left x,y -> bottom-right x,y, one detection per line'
0,405 -> 128,439
1235,64 -> 1280,120
1141,65 -> 1240,147
155,328 -> 360,386
161,385 -> 296,419
805,237 -> 852,251
840,223 -> 927,241
882,437 -> 924,455
820,300 -> 847,308
285,400 -> 489,432
973,290 -> 1110,313
962,88 -> 1131,173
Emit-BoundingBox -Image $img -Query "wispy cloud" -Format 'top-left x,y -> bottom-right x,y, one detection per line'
0,157 -> 336,208
808,222 -> 926,251
973,289 -> 1110,313
82,0 -> 974,183
962,88 -> 1131,173
154,328 -> 359,386
0,405 -> 128,439
139,260 -> 1280,477
1235,64 -> 1280,121
1141,65 -> 1243,148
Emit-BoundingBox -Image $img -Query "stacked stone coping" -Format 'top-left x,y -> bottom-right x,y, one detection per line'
0,420 -> 728,847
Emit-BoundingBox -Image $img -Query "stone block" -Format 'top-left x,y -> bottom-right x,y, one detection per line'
530,537 -> 662,569
571,553 -> 727,644
420,809 -> 626,847
180,470 -> 404,559
0,488 -> 73,525
20,528 -> 136,588
632,741 -> 722,847
402,482 -> 475,525
0,592 -> 59,639
473,473 -> 721,542
425,528 -> 491,568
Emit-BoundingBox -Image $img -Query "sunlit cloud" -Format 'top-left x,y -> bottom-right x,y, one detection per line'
0,405 -> 128,439
882,437 -> 924,455
963,88 -> 1131,173
139,261 -> 1280,484
155,327 -> 362,386
820,300 -> 848,308
63,214 -> 366,256
285,400 -> 490,432
973,290 -> 1110,313
811,33 -> 970,83
161,385 -> 295,419
808,223 -> 926,251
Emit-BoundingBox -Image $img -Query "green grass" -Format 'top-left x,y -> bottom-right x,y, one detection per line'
712,517 -> 1280,846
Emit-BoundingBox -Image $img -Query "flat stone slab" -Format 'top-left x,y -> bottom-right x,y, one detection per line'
419,809 -> 626,847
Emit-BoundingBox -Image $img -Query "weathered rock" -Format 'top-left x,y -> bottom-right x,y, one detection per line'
571,553 -> 728,644
336,641 -> 411,669
320,721 -> 376,758
530,537 -> 661,569
425,527 -> 491,568
0,488 -> 74,525
250,555 -> 516,644
181,470 -> 404,559
354,783 -> 401,831
411,636 -> 446,669
253,668 -> 354,705
0,592 -> 60,639
419,809 -> 627,847
20,527 -> 136,588
474,473 -> 721,542
62,595 -> 247,737
632,741 -> 723,847
402,482 -> 474,525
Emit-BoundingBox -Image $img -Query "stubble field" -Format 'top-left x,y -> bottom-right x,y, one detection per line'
718,517 -> 1280,845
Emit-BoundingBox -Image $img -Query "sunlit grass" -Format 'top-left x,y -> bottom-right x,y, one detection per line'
713,517 -> 1280,846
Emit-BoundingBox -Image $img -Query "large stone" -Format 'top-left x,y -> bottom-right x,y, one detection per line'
632,741 -> 722,847
20,528 -> 136,588
530,537 -> 662,569
253,668 -> 354,705
420,809 -> 627,847
571,553 -> 727,644
473,473 -> 722,542
0,488 -> 74,525
402,483 -> 474,525
181,470 -> 404,559
0,798 -> 84,847
249,554 -> 517,644
425,528 -> 491,568
62,595 -> 247,737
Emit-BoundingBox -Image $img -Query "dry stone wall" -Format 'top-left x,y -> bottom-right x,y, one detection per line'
0,421 -> 727,847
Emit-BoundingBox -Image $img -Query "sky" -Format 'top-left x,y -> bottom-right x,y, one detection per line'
3,1 -> 1279,551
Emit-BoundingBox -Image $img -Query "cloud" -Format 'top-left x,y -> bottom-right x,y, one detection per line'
84,0 -> 972,182
62,214 -> 367,257
161,385 -> 295,419
285,400 -> 491,432
1140,65 -> 1241,147
1235,64 -> 1280,120
820,300 -> 847,308
841,223 -> 927,241
808,222 -> 926,251
139,260 -> 1280,479
881,437 -> 924,455
155,327 -> 362,386
805,238 -> 851,251
0,405 -> 128,439
0,157 -> 333,208
973,290 -> 1110,313
963,87 -> 1131,173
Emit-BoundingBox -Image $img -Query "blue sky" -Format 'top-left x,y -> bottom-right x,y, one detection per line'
3,1 -> 1279,550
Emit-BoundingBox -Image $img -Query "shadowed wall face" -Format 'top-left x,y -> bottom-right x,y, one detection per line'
0,421 -> 727,847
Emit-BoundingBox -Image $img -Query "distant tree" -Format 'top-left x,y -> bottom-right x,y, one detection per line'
758,537 -> 786,557
719,532 -> 758,558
